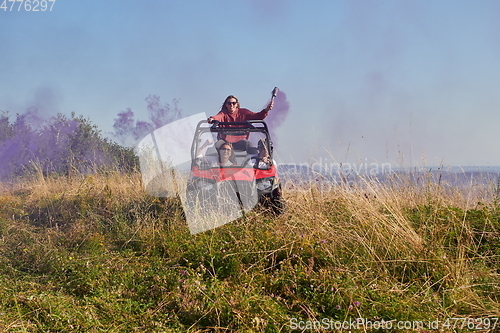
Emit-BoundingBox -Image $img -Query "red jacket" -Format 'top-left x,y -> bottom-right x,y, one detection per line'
210,108 -> 269,123
210,108 -> 268,142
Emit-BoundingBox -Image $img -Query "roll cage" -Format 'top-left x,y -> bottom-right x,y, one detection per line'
190,120 -> 274,168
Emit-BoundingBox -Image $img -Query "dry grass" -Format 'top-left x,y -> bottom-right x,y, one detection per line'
0,169 -> 499,332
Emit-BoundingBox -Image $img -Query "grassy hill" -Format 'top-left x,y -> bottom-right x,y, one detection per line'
0,170 -> 499,332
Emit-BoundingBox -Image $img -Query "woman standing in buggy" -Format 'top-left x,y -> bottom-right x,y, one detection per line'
207,95 -> 274,152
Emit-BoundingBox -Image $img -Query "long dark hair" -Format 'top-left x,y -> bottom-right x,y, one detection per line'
220,95 -> 240,112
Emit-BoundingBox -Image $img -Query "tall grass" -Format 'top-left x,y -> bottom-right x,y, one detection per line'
0,168 -> 499,332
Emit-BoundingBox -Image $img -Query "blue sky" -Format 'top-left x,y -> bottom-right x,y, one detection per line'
2,0 -> 500,168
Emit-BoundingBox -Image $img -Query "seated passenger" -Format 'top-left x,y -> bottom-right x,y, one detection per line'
199,141 -> 236,168
245,140 -> 272,170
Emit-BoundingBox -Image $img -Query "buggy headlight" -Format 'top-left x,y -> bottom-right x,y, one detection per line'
199,180 -> 214,191
257,177 -> 274,191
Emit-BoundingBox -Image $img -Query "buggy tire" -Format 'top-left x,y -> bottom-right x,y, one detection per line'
268,184 -> 285,215
270,195 -> 286,215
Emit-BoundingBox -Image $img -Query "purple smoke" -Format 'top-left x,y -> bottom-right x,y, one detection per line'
250,0 -> 287,22
146,95 -> 182,129
0,92 -> 185,180
112,95 -> 183,147
264,90 -> 290,145
112,108 -> 153,147
0,106 -> 135,180
1,111 -> 69,178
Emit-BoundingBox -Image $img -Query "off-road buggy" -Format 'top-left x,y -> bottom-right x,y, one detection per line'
186,120 -> 285,222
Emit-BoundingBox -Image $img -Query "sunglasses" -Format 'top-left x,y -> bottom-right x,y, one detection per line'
226,101 -> 237,106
